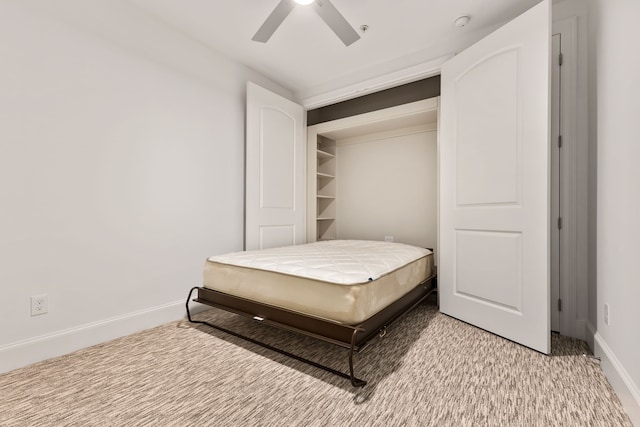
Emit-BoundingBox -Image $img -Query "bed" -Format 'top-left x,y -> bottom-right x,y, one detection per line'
185,240 -> 436,387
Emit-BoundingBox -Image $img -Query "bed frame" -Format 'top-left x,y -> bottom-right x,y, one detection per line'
185,274 -> 436,387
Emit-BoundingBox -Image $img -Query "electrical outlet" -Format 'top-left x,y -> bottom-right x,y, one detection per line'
31,294 -> 48,316
604,303 -> 610,326
384,236 -> 394,242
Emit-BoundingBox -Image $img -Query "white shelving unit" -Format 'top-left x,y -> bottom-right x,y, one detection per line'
307,136 -> 337,241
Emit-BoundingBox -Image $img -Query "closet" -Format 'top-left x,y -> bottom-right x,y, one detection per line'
306,98 -> 439,249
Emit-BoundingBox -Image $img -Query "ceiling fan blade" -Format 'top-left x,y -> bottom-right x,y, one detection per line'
252,0 -> 296,43
311,0 -> 360,46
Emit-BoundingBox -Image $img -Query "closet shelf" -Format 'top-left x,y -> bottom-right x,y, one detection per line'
317,149 -> 335,159
317,172 -> 335,179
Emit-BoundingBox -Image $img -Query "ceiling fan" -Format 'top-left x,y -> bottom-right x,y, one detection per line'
252,0 -> 360,46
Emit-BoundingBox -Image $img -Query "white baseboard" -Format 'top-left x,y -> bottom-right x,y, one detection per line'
0,299 -> 209,374
589,325 -> 640,426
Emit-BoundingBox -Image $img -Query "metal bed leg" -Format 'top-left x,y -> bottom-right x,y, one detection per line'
348,329 -> 367,387
186,287 -> 199,323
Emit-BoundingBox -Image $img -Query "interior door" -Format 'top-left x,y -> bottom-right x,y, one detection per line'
245,82 -> 306,250
439,0 -> 551,353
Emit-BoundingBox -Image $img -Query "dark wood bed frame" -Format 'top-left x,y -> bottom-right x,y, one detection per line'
185,274 -> 436,387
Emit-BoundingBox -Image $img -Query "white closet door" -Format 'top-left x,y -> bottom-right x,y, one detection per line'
439,0 -> 551,353
245,82 -> 306,250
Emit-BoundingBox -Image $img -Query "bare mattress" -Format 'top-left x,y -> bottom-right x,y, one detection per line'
203,240 -> 434,325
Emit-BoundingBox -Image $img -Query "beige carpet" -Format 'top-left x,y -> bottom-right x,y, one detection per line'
0,298 -> 633,426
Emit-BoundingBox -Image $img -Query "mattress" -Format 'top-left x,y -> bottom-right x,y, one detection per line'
203,240 -> 434,325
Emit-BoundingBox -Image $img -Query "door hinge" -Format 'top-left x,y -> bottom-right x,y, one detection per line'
559,52 -> 563,66
558,135 -> 563,148
558,298 -> 562,312
558,217 -> 563,230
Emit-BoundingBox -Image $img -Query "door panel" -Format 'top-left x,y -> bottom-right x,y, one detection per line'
259,225 -> 296,249
456,48 -> 520,206
246,82 -> 305,250
260,108 -> 296,210
455,230 -> 523,312
440,0 -> 550,354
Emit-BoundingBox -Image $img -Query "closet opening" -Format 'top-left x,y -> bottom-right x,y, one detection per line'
306,98 -> 439,261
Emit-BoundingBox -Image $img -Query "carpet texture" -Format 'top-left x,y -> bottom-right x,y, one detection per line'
0,299 -> 633,426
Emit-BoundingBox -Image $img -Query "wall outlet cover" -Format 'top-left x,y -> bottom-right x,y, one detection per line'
31,294 -> 48,316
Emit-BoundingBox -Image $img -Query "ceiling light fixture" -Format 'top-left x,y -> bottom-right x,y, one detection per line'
294,0 -> 314,5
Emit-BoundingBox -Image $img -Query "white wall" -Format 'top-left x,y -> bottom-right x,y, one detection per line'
336,130 -> 437,250
586,0 -> 640,422
0,1 -> 292,372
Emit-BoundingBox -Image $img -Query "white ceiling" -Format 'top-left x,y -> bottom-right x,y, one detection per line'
128,0 -> 542,103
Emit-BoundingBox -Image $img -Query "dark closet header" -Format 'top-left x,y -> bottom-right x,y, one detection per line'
307,75 -> 440,126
